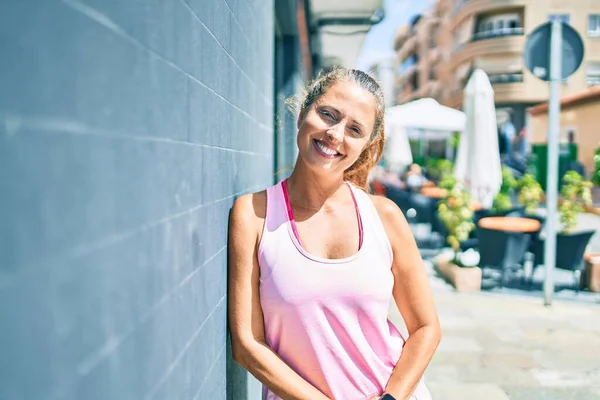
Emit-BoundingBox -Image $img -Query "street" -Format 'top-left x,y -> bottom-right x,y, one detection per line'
389,261 -> 600,399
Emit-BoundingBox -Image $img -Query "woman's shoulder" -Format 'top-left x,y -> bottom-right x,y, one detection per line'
366,193 -> 412,238
366,193 -> 401,219
231,190 -> 267,225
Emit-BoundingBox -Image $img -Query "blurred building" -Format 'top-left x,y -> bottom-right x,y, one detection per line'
528,86 -> 600,174
366,55 -> 397,107
394,10 -> 444,105
394,0 -> 600,135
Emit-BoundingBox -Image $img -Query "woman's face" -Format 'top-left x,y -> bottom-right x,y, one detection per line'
296,81 -> 377,175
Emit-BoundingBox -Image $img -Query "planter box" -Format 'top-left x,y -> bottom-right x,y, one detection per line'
582,253 -> 600,292
434,254 -> 482,293
584,203 -> 600,216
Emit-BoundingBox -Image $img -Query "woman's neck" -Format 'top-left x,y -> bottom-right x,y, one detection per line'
285,163 -> 347,211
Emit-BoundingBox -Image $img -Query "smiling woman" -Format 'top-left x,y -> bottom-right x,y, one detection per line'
228,67 -> 440,400
292,68 -> 386,190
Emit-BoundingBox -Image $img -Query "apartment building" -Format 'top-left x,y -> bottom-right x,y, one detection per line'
394,0 -> 600,135
394,7 -> 445,105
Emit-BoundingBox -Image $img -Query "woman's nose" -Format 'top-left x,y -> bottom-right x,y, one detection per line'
326,122 -> 344,142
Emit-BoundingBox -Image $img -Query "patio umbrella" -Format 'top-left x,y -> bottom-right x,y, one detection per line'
454,69 -> 502,208
384,112 -> 412,172
386,98 -> 466,132
386,98 -> 465,168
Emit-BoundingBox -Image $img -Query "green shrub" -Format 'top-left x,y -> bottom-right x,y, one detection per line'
559,171 -> 593,233
517,174 -> 544,214
438,184 -> 475,253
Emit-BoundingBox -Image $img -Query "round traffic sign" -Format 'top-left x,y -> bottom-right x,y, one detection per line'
523,21 -> 584,81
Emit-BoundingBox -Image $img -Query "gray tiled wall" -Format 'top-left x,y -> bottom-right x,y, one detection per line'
0,0 -> 274,398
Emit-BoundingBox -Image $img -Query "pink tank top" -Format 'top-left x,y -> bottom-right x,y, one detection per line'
258,181 -> 430,400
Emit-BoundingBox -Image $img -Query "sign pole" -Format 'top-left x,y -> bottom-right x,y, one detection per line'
543,20 -> 562,307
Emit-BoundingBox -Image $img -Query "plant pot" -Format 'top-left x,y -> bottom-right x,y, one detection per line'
434,254 -> 482,293
584,203 -> 600,216
582,253 -> 600,292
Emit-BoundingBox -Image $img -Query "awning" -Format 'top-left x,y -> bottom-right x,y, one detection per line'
308,0 -> 384,69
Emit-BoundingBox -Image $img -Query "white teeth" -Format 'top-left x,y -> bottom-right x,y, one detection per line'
316,140 -> 338,156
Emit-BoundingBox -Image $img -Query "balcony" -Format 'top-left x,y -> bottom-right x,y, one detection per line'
449,33 -> 525,69
472,27 -> 524,41
449,0 -> 529,31
429,47 -> 440,63
396,64 -> 417,84
396,87 -> 418,104
452,0 -> 470,15
397,36 -> 417,63
394,25 -> 410,51
488,72 -> 523,84
587,77 -> 600,87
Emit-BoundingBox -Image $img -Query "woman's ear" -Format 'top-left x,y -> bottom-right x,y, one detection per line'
297,110 -> 305,130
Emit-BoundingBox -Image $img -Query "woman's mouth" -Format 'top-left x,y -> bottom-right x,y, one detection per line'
313,139 -> 341,158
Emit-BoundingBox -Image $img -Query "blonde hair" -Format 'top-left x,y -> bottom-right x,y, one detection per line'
289,67 -> 386,191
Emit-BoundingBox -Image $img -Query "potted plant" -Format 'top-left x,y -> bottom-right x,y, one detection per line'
492,166 -> 518,213
558,171 -> 593,233
438,173 -> 457,191
434,184 -> 481,292
516,173 -> 544,214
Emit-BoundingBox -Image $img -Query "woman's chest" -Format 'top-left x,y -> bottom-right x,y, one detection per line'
260,249 -> 393,307
293,208 -> 361,259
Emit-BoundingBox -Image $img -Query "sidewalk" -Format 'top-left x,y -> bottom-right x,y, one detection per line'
389,262 -> 600,400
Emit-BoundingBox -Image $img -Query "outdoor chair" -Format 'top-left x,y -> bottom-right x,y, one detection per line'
384,186 -> 414,218
410,193 -> 437,226
476,225 -> 531,288
529,230 -> 596,292
497,205 -> 526,217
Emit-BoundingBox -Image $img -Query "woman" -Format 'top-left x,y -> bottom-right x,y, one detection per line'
228,67 -> 441,400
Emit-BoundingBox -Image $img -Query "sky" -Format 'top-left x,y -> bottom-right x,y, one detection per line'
356,0 -> 435,70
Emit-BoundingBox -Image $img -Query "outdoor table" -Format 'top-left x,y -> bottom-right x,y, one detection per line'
420,187 -> 483,211
471,200 -> 483,211
420,187 -> 447,199
478,216 -> 541,233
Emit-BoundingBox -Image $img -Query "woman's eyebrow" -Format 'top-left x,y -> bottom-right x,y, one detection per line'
319,103 -> 341,115
318,104 -> 365,129
352,119 -> 366,129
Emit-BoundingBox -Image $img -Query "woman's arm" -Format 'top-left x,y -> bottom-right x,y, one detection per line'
372,196 -> 442,400
228,194 -> 331,400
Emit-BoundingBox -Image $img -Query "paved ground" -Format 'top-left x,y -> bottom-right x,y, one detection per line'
389,262 -> 600,399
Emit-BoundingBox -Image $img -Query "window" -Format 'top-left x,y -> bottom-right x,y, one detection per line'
589,15 -> 600,37
587,62 -> 600,86
472,14 -> 523,40
548,14 -> 570,24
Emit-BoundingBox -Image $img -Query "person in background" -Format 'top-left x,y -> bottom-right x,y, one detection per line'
501,120 -> 516,164
404,163 -> 429,192
228,67 -> 440,400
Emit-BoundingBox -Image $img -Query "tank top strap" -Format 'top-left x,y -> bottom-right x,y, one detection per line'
347,184 -> 393,266
264,181 -> 287,234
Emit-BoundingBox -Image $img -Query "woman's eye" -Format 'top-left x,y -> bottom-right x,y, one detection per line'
351,127 -> 361,135
320,110 -> 334,119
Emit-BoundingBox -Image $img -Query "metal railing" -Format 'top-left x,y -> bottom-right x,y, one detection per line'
472,27 -> 524,41
587,77 -> 600,86
451,0 -> 469,15
488,73 -> 523,84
